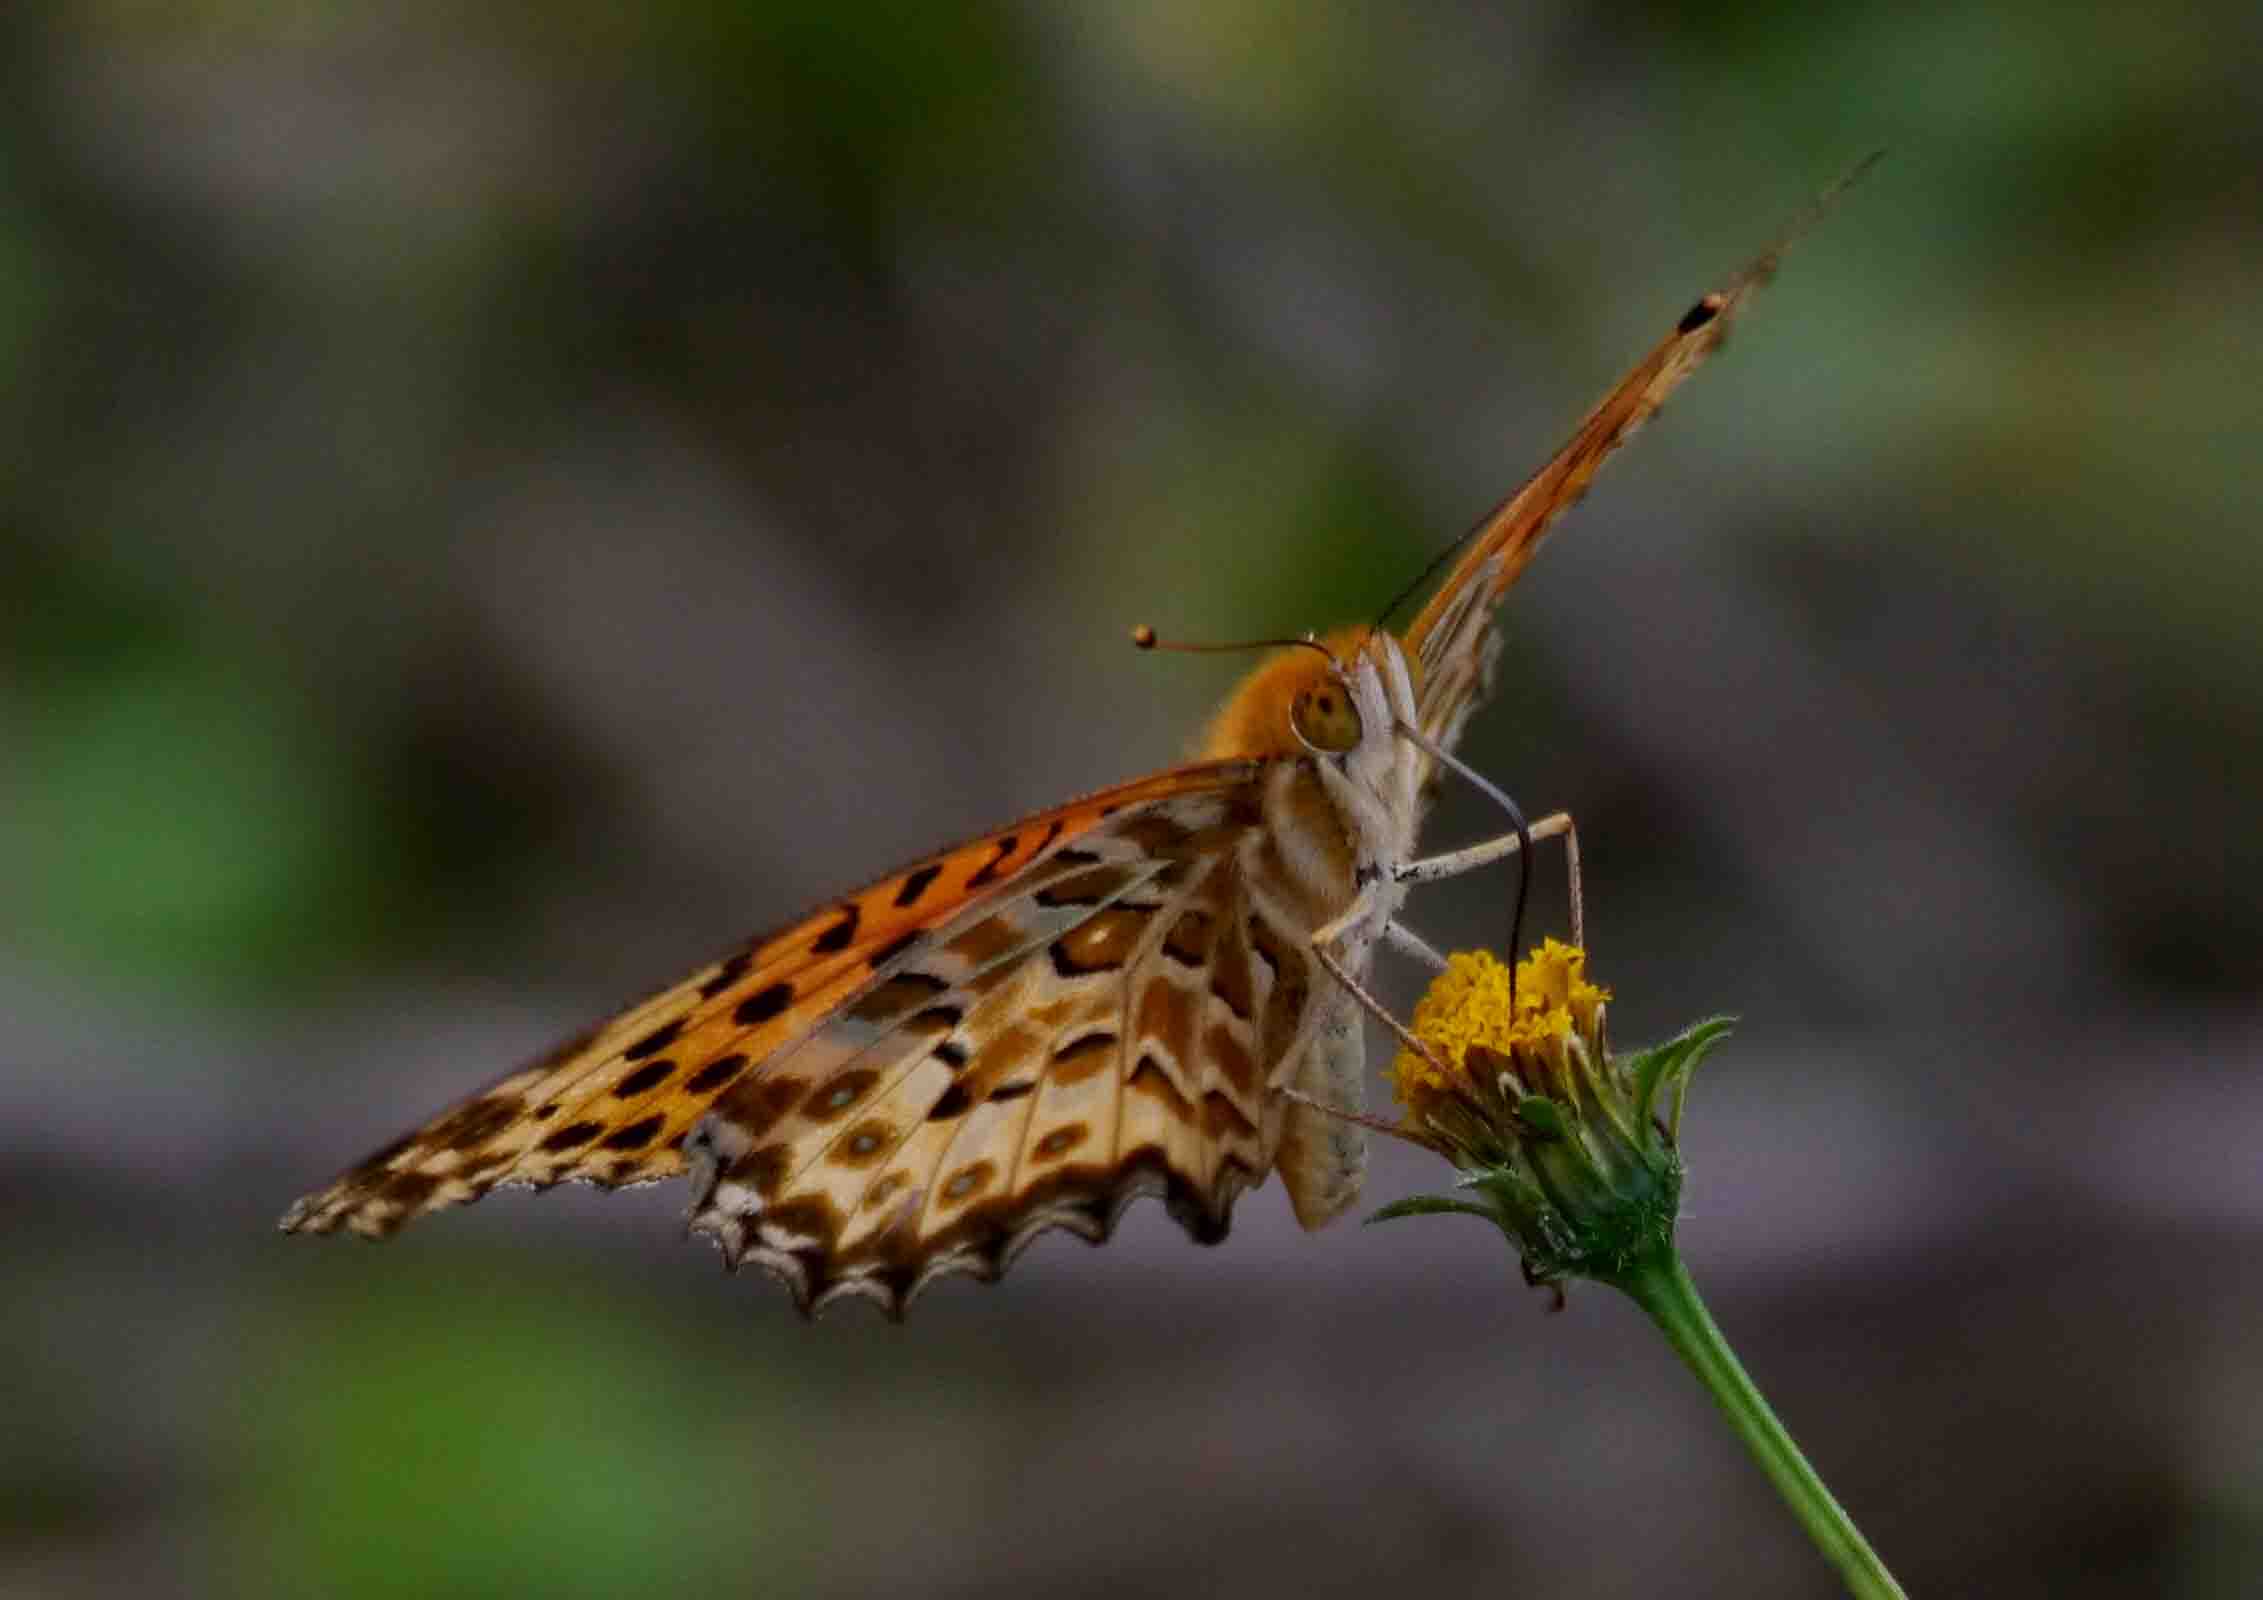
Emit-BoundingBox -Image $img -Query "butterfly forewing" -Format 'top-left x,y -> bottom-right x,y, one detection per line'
1404,154 -> 1878,772
280,762 -> 1266,1246
1404,262 -> 1775,776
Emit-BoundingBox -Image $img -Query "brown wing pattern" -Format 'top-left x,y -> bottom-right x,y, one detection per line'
278,760 -> 1266,1245
685,814 -> 1318,1315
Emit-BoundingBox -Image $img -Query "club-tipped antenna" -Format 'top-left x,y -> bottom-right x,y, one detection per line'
1371,499 -> 1502,636
1131,625 -> 1337,665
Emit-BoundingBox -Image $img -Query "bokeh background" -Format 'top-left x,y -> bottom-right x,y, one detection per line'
4,3 -> 2258,1596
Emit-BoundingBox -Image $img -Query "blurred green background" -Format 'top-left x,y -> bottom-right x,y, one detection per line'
4,2 -> 2259,1596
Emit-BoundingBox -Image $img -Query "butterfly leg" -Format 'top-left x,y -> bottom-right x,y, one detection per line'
1393,810 -> 1583,948
1382,919 -> 1448,972
1275,1082 -> 1415,1138
1306,914 -> 1454,1083
1278,918 -> 1454,1154
1392,721 -> 1585,944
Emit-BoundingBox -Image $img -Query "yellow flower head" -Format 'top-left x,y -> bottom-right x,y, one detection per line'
1371,941 -> 1733,1295
1389,941 -> 1610,1123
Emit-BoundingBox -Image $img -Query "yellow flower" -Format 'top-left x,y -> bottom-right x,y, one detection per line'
1517,938 -> 1610,1035
1389,942 -> 1610,1123
1370,940 -> 1735,1300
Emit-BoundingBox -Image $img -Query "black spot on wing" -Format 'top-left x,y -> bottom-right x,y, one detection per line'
893,864 -> 942,908
625,1020 -> 682,1060
1678,295 -> 1722,334
601,1115 -> 665,1152
928,1082 -> 974,1121
698,952 -> 752,1000
965,835 -> 1018,890
811,906 -> 860,954
736,983 -> 793,1025
615,1059 -> 676,1098
683,1054 -> 748,1094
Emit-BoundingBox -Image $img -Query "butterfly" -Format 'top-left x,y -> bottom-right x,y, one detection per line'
283,173 -> 1865,1315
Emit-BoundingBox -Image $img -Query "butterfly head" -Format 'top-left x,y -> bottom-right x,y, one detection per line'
1198,625 -> 1421,766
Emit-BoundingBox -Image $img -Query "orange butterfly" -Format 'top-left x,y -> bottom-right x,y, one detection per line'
283,179 -> 1858,1314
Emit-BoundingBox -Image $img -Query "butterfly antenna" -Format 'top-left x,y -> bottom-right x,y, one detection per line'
1708,148 -> 1891,311
1783,148 -> 1888,252
1372,505 -> 1493,635
1132,625 -> 1337,665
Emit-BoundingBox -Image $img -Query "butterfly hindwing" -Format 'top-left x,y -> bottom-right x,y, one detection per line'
682,785 -> 1300,1314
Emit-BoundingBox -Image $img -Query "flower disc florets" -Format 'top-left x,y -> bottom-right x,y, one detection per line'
1389,941 -> 1608,1133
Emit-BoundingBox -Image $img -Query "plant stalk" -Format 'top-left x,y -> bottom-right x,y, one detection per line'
1610,1252 -> 1908,1600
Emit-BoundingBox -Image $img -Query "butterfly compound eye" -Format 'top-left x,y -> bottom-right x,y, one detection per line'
1290,683 -> 1363,754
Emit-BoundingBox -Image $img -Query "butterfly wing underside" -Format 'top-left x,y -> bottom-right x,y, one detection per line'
1402,255 -> 1776,777
281,757 -> 1332,1314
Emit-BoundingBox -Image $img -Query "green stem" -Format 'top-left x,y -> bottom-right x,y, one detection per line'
1611,1252 -> 1908,1600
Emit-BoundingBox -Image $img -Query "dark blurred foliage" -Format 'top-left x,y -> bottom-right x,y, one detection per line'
3,3 -> 2258,1596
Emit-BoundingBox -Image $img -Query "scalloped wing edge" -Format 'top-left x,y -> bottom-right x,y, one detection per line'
690,1147 -> 1258,1319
